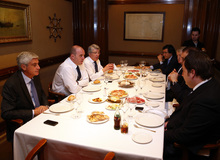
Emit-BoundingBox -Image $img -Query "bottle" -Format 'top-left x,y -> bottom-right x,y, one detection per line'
114,106 -> 121,130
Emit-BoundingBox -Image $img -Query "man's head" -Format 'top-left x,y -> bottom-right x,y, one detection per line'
70,45 -> 85,65
88,44 -> 100,62
176,47 -> 185,64
162,45 -> 176,59
179,47 -> 199,65
182,49 -> 213,88
17,51 -> 40,79
191,27 -> 200,42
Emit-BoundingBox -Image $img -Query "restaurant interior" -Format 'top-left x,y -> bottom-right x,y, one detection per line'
0,0 -> 220,159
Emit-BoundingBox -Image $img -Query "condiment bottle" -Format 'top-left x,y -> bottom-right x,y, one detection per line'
114,106 -> 121,130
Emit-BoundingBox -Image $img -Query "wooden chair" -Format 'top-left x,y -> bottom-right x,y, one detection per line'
48,82 -> 66,103
174,140 -> 220,160
25,138 -> 47,160
104,152 -> 115,160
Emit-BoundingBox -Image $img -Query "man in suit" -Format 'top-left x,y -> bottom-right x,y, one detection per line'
164,50 -> 220,159
182,27 -> 205,51
1,51 -> 48,142
147,44 -> 180,77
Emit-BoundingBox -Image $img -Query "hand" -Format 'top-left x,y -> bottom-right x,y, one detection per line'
144,66 -> 150,69
103,63 -> 114,72
164,121 -> 168,131
34,105 -> 49,116
157,54 -> 163,62
168,69 -> 178,83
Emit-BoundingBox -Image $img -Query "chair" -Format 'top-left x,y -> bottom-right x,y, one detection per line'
48,82 -> 66,103
104,152 -> 115,160
174,140 -> 220,160
25,138 -> 47,160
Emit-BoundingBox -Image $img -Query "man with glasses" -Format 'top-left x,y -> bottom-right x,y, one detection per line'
84,44 -> 114,81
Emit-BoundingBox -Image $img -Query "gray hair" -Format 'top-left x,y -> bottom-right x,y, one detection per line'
16,51 -> 39,70
176,46 -> 186,54
88,44 -> 100,54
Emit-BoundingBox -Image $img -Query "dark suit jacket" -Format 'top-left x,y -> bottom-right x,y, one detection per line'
182,39 -> 205,50
153,55 -> 180,77
1,70 -> 48,141
165,78 -> 220,154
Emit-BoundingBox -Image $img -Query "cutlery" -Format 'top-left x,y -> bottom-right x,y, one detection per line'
134,124 -> 156,133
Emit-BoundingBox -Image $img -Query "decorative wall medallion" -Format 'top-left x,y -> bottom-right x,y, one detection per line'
46,14 -> 63,42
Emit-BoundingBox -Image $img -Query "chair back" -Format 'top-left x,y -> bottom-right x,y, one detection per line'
25,138 -> 47,160
104,152 -> 115,160
48,82 -> 66,103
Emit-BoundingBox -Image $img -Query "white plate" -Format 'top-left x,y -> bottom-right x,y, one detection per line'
149,77 -> 164,82
105,104 -> 121,110
150,73 -> 158,76
88,97 -> 106,104
146,109 -> 168,118
143,93 -> 164,100
86,117 -> 109,124
132,132 -> 152,144
82,86 -> 101,92
152,83 -> 162,88
135,113 -> 164,127
145,102 -> 160,108
49,103 -> 74,113
97,76 -> 104,80
108,74 -> 119,80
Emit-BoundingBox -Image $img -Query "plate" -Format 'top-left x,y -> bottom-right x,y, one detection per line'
105,104 -> 121,110
132,132 -> 152,144
152,83 -> 162,88
87,118 -> 109,124
82,86 -> 101,92
150,73 -> 158,76
128,69 -> 139,73
145,102 -> 160,108
97,76 -> 104,80
118,80 -> 134,88
88,97 -> 106,103
146,109 -> 168,118
109,90 -> 128,99
135,113 -> 164,127
49,103 -> 74,113
124,74 -> 138,80
91,81 -> 102,85
143,93 -> 164,100
126,97 -> 145,104
149,77 -> 164,82
105,74 -> 119,80
87,112 -> 109,124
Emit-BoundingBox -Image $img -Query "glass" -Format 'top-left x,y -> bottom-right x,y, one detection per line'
138,78 -> 145,95
120,60 -> 124,68
121,121 -> 128,134
73,93 -> 82,119
134,81 -> 139,96
128,97 -> 136,117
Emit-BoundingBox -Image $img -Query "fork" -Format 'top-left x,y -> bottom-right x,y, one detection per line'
134,124 -> 156,133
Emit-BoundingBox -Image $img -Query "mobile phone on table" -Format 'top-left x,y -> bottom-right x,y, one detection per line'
135,107 -> 144,111
44,120 -> 58,126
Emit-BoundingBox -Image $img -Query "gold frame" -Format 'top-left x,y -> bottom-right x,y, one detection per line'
124,12 -> 165,41
0,1 -> 32,43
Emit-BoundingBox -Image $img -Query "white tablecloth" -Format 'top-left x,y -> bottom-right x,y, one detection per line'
14,69 -> 167,160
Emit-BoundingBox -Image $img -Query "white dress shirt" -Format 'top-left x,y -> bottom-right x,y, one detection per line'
83,56 -> 104,81
52,57 -> 89,96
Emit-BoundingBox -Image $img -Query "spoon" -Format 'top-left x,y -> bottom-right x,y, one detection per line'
134,124 -> 156,133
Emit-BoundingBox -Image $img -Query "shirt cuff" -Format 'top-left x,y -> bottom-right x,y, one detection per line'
160,61 -> 163,65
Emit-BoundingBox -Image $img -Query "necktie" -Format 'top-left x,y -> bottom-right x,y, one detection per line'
76,66 -> 81,81
30,79 -> 40,107
94,61 -> 98,73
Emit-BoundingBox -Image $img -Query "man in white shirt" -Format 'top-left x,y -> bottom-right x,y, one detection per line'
52,45 -> 89,95
83,44 -> 113,81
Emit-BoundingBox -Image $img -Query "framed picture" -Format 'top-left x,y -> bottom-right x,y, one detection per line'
124,12 -> 165,41
0,1 -> 32,43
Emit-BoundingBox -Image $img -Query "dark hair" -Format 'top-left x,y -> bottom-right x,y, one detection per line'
191,27 -> 200,34
184,50 -> 213,80
162,44 -> 176,55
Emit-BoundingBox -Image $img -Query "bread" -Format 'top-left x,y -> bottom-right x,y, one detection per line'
93,79 -> 100,84
108,70 -> 113,73
67,95 -> 76,101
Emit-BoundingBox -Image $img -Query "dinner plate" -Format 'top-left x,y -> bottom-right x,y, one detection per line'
109,90 -> 128,99
105,74 -> 119,80
82,86 -> 101,92
97,76 -> 104,80
135,113 -> 164,127
124,75 -> 138,80
105,104 -> 121,110
118,81 -> 134,88
150,73 -> 158,76
152,83 -> 162,88
132,132 -> 152,144
88,97 -> 106,104
149,77 -> 164,82
49,103 -> 74,113
143,93 -> 164,100
145,102 -> 160,108
86,116 -> 109,124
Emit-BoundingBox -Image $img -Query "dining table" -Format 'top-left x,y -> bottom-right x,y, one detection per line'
14,66 -> 170,160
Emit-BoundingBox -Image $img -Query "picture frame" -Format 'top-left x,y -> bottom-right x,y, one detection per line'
0,1 -> 32,43
124,12 -> 165,41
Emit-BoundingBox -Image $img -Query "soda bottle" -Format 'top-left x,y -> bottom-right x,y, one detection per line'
114,106 -> 121,130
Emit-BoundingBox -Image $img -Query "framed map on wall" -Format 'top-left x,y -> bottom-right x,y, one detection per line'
0,1 -> 32,43
124,12 -> 165,41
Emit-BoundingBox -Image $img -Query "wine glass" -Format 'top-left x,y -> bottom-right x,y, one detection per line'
139,78 -> 145,95
134,81 -> 139,96
73,93 -> 82,118
120,60 -> 124,68
116,70 -> 122,79
104,72 -> 109,89
127,97 -> 136,117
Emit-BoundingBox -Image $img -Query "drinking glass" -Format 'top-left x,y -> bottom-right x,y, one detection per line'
139,78 -> 145,95
120,60 -> 124,68
134,81 -> 139,96
116,70 -> 122,79
73,93 -> 82,118
128,97 -> 136,117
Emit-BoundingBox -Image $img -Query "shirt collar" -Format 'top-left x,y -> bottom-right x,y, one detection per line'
21,71 -> 32,84
193,78 -> 211,91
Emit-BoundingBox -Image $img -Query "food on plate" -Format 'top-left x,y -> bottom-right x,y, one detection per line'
67,95 -> 76,101
93,79 -> 100,84
116,64 -> 121,67
109,90 -> 128,98
126,96 -> 145,104
135,73 -> 147,77
124,74 -> 138,80
87,111 -> 109,122
92,97 -> 103,102
108,70 -> 113,73
106,104 -> 121,110
118,80 -> 134,88
107,96 -> 121,103
128,69 -> 139,73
